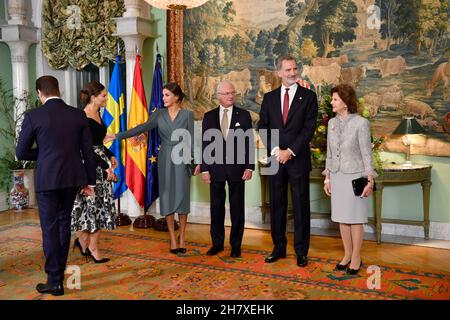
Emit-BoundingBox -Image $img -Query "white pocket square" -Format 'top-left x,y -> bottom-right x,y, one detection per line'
235,122 -> 241,127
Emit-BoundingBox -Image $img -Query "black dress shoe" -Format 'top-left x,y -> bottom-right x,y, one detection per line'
264,251 -> 286,263
169,248 -> 179,254
178,248 -> 187,254
297,255 -> 308,267
346,261 -> 363,275
230,247 -> 241,258
36,283 -> 64,296
206,246 -> 224,256
335,261 -> 351,271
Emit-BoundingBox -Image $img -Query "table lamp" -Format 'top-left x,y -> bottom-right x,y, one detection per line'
392,116 -> 426,166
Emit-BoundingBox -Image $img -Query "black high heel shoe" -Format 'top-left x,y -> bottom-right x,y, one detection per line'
335,260 -> 351,271
89,254 -> 110,263
73,238 -> 90,256
88,248 -> 110,263
346,260 -> 363,275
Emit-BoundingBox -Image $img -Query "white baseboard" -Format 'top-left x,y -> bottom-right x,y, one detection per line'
119,201 -> 450,241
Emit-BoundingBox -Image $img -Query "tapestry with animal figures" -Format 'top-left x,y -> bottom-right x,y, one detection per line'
183,0 -> 450,157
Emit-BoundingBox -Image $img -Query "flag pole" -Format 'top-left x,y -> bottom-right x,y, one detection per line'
113,41 -> 132,227
132,49 -> 155,229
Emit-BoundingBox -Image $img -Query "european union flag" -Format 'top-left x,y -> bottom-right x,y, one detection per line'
145,53 -> 163,210
103,55 -> 127,199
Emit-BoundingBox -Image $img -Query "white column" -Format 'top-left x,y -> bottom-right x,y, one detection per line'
123,0 -> 143,18
99,65 -> 110,88
2,0 -> 38,132
7,0 -> 27,25
113,1 -> 154,217
9,40 -> 31,132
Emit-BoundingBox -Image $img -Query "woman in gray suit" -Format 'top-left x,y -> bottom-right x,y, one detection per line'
322,84 -> 377,275
105,83 -> 199,254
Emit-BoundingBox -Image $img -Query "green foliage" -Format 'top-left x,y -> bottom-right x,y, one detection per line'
302,0 -> 357,57
222,1 -> 236,23
0,78 -> 37,192
310,87 -> 333,167
41,0 -> 125,70
395,0 -> 448,54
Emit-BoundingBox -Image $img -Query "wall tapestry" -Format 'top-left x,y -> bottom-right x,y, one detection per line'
42,0 -> 125,70
183,0 -> 450,157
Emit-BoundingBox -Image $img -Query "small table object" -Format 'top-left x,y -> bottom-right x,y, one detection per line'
373,163 -> 432,244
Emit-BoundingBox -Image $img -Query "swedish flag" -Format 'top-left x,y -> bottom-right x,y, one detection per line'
103,55 -> 127,199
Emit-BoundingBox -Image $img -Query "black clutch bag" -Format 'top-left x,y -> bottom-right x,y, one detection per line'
186,163 -> 197,177
352,177 -> 368,196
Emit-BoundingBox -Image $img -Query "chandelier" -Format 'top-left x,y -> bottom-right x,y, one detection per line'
143,0 -> 210,10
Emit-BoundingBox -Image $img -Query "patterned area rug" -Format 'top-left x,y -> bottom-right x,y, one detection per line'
0,222 -> 449,300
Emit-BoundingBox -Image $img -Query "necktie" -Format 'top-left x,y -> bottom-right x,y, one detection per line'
221,108 -> 229,140
282,88 -> 290,125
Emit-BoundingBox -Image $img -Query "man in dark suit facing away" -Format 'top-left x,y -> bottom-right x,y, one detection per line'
16,76 -> 97,296
201,80 -> 255,258
258,56 -> 318,268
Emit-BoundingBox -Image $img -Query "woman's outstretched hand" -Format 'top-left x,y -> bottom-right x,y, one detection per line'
104,134 -> 115,143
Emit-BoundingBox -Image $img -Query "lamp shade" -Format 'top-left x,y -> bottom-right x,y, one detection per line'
392,117 -> 426,135
143,0 -> 209,9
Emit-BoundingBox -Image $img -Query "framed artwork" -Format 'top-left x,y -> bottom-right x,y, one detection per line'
179,0 -> 450,157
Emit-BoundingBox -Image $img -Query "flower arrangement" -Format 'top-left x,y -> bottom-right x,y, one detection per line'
310,88 -> 385,174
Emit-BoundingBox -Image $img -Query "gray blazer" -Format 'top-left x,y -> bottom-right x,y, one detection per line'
323,114 -> 377,177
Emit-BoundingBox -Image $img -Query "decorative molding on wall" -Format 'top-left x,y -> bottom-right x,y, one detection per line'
160,202 -> 450,242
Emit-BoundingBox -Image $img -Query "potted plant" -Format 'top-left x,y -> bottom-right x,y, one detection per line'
0,78 -> 38,210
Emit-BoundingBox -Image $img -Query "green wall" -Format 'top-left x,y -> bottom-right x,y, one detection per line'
0,0 -> 5,24
0,42 -> 13,158
143,7 -> 167,90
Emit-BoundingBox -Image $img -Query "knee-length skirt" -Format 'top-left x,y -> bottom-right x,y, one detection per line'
330,171 -> 369,224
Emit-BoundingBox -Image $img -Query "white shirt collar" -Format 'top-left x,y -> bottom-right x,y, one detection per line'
281,82 -> 298,92
44,96 -> 60,103
220,105 -> 233,113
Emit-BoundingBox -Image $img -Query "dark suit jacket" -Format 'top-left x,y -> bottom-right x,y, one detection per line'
258,85 -> 318,177
16,98 -> 97,192
201,106 -> 255,182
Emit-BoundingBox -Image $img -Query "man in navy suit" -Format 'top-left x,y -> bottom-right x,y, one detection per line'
16,76 -> 97,296
201,81 -> 255,258
258,56 -> 318,268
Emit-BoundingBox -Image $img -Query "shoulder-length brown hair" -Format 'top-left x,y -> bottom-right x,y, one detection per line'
330,84 -> 358,113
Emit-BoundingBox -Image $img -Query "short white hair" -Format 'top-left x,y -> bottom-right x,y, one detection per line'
216,80 -> 235,98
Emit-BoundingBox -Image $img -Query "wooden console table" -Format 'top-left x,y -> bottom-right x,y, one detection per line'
373,163 -> 432,244
259,159 -> 432,244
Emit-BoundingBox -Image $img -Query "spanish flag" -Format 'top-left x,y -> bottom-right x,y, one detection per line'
125,54 -> 148,207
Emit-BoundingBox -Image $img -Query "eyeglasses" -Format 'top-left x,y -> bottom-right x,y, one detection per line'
218,91 -> 236,96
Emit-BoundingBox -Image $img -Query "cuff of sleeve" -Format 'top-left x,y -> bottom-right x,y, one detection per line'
270,146 -> 279,155
287,148 -> 296,157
